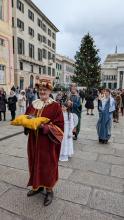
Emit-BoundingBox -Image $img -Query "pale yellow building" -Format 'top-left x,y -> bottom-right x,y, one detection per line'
56,54 -> 75,88
12,0 -> 58,89
102,54 -> 124,89
0,0 -> 14,93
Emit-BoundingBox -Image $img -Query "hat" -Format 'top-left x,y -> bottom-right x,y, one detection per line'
39,79 -> 53,90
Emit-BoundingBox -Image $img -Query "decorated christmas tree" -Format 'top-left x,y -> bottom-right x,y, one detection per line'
72,33 -> 101,89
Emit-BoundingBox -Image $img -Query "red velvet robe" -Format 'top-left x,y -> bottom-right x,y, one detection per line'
26,101 -> 64,190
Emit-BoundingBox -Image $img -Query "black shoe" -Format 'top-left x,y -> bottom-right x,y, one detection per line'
44,191 -> 54,206
27,187 -> 44,197
101,140 -> 105,144
73,135 -> 77,140
104,140 -> 108,144
99,139 -> 102,143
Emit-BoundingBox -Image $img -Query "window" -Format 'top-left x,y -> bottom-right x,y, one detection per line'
39,66 -> 42,74
43,66 -> 46,74
31,65 -> 33,72
37,33 -> 42,42
48,40 -> 51,47
17,18 -> 24,30
20,61 -> 23,70
12,17 -> 14,27
52,32 -> 56,40
17,37 -> 25,54
42,23 -> 46,32
0,65 -> 5,84
13,36 -> 14,53
28,27 -> 34,37
37,18 -> 42,28
42,49 -> 47,59
52,54 -> 55,62
48,51 -> 51,60
12,0 -> 14,7
43,36 -> 46,44
17,0 -> 24,13
38,48 -> 42,61
48,28 -> 51,36
52,68 -> 55,76
48,67 -> 51,75
0,0 -> 3,20
29,43 -> 34,58
28,9 -> 34,21
0,38 -> 4,46
52,43 -> 55,50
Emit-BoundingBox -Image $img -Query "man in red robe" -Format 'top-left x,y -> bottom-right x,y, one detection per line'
24,79 -> 64,206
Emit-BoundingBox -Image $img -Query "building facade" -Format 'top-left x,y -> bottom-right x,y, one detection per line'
56,54 -> 75,88
0,0 -> 14,93
12,0 -> 58,89
101,54 -> 124,89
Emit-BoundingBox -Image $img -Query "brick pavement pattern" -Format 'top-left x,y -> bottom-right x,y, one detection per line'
0,108 -> 124,220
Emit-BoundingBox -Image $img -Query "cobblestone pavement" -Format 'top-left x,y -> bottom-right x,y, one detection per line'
0,108 -> 124,220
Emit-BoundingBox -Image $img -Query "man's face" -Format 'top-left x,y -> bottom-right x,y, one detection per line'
71,85 -> 77,94
39,87 -> 51,101
105,90 -> 110,97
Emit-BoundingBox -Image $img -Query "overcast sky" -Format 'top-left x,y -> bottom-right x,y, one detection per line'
33,0 -> 124,62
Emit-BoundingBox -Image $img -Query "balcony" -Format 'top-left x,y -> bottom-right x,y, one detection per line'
18,55 -> 45,67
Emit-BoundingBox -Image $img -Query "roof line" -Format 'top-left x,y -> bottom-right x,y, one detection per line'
25,0 -> 59,32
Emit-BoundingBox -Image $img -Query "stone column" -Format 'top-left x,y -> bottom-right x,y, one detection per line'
117,71 -> 120,89
122,71 -> 124,89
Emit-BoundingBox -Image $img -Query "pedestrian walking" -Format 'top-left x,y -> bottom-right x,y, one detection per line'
68,83 -> 82,140
121,90 -> 124,116
24,79 -> 64,206
8,90 -> 17,121
97,89 -> 115,144
0,88 -> 7,121
113,92 -> 121,123
85,90 -> 95,115
59,102 -> 74,161
26,88 -> 35,107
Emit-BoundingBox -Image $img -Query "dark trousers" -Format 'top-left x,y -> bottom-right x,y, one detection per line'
121,107 -> 124,116
11,111 -> 16,120
0,111 -> 6,121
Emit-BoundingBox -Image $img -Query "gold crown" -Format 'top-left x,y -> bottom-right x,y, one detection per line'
39,79 -> 53,90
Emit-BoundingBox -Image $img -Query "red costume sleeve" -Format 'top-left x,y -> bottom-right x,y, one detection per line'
48,103 -> 64,144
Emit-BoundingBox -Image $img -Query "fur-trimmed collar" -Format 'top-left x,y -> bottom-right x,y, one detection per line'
32,98 -> 55,110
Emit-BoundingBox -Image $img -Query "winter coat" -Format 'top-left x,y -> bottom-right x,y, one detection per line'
8,95 -> 17,111
0,94 -> 7,112
85,95 -> 94,109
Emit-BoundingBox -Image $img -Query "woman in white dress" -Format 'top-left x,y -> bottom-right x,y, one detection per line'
59,103 -> 74,161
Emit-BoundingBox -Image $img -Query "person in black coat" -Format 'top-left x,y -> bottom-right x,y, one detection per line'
85,91 -> 95,115
8,90 -> 17,121
0,88 -> 7,121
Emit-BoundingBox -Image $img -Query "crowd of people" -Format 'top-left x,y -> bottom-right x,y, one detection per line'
1,81 -> 124,206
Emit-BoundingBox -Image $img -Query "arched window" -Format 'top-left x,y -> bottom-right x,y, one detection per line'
30,75 -> 34,88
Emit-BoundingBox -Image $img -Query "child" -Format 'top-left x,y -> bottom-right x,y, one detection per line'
18,90 -> 26,114
59,103 -> 74,161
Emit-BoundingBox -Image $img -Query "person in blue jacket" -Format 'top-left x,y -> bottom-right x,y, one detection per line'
68,83 -> 82,140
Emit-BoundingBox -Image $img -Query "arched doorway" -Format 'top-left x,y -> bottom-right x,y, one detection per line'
30,75 -> 34,88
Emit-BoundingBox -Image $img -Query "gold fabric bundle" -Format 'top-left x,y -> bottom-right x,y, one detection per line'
11,115 -> 50,130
